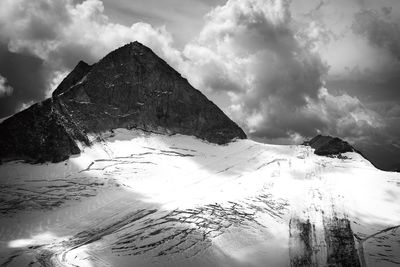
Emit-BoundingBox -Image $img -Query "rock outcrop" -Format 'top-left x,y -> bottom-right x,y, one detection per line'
52,60 -> 92,97
0,42 -> 246,163
304,135 -> 355,156
0,98 -> 89,163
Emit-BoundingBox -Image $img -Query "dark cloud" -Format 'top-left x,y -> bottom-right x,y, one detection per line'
382,6 -> 393,16
327,74 -> 400,104
354,103 -> 400,170
352,9 -> 400,60
0,44 -> 48,117
340,7 -> 400,107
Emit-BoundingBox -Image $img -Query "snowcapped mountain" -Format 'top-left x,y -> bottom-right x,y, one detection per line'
0,43 -> 399,267
0,41 -> 245,163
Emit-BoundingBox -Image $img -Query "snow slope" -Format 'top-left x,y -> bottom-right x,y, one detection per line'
0,129 -> 399,266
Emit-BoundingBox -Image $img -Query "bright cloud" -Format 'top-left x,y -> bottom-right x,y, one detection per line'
0,0 -> 182,72
0,75 -> 13,97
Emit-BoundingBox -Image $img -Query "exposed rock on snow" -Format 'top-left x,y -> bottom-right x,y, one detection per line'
0,42 -> 246,163
304,135 -> 356,156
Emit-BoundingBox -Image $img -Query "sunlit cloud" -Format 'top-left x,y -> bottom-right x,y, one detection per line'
0,75 -> 13,97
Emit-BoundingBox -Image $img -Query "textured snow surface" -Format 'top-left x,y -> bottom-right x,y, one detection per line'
0,129 -> 399,266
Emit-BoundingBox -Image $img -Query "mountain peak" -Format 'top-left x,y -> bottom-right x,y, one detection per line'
0,42 -> 246,163
52,60 -> 91,97
304,135 -> 356,156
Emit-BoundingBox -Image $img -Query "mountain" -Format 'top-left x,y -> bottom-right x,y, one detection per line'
304,135 -> 356,156
304,135 -> 400,172
0,43 -> 399,267
51,60 -> 92,97
0,42 -> 246,163
353,142 -> 400,172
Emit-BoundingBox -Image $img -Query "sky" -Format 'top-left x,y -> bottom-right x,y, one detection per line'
0,0 -> 400,170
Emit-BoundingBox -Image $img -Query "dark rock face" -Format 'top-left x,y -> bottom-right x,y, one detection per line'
0,42 -> 246,163
323,217 -> 360,267
304,135 -> 355,156
289,218 -> 313,266
289,216 -> 361,267
0,99 -> 90,163
52,61 -> 92,97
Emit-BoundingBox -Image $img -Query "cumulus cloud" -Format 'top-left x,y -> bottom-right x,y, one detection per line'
181,0 -> 381,143
0,75 -> 13,97
306,88 -> 382,141
0,0 -> 181,68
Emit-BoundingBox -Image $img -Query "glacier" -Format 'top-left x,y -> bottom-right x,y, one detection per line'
0,129 -> 399,266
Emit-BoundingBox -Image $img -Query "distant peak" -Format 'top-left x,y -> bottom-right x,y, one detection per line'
52,60 -> 92,97
76,60 -> 90,67
117,41 -> 149,53
130,40 -> 142,46
94,41 -> 180,78
304,135 -> 356,156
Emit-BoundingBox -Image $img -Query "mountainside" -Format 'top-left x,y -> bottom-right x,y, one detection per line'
0,130 -> 399,267
0,42 -> 246,163
353,142 -> 400,172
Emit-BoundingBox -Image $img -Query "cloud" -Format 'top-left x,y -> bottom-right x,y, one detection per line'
0,75 -> 13,97
325,7 -> 400,105
369,101 -> 400,140
352,9 -> 400,60
305,88 -> 382,141
0,44 -> 48,117
181,0 -> 381,143
0,0 -> 182,68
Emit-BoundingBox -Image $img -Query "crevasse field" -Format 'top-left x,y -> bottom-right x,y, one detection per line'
0,129 -> 399,266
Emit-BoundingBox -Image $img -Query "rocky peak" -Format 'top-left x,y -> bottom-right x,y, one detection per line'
304,135 -> 356,156
0,42 -> 246,163
52,60 -> 92,97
